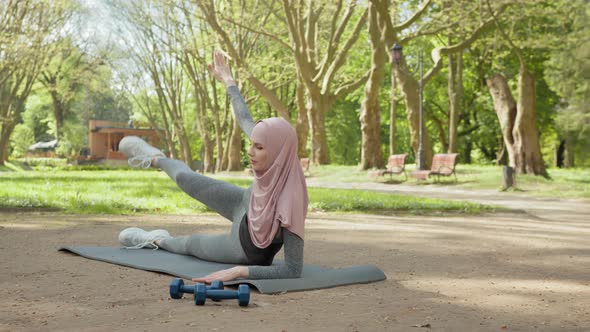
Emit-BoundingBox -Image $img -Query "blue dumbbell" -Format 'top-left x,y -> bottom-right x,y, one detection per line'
169,279 -> 224,299
194,283 -> 250,307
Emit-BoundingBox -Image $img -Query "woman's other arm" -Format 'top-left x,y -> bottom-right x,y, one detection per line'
247,229 -> 304,279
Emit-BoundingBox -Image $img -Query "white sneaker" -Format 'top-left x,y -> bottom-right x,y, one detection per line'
118,136 -> 165,168
118,227 -> 172,249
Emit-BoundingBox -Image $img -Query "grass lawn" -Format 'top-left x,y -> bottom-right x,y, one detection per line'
0,167 -> 493,215
275,164 -> 590,199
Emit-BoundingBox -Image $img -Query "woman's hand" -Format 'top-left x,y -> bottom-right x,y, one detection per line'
208,49 -> 236,87
192,266 -> 249,284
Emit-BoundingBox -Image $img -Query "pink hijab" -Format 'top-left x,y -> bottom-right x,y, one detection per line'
248,117 -> 308,248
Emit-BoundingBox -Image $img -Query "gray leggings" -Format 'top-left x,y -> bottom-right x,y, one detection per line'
156,158 -> 250,264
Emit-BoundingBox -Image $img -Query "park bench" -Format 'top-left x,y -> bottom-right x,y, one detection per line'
411,153 -> 459,182
368,154 -> 408,181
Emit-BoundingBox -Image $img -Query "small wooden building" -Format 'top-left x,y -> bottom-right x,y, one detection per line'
88,120 -> 160,161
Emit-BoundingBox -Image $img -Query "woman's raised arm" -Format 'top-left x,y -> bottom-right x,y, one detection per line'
208,50 -> 255,138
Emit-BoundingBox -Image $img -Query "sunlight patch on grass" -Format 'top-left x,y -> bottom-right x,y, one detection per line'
0,170 -> 492,215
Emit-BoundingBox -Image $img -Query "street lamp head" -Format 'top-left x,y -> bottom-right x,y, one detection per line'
390,43 -> 403,64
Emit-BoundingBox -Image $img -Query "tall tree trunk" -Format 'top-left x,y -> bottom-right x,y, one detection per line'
0,99 -> 24,163
564,133 -> 574,168
295,76 -> 309,159
463,115 -> 472,163
513,67 -> 547,177
50,94 -> 65,142
448,50 -> 463,153
555,139 -> 565,168
486,74 -> 517,168
0,120 -> 16,164
308,93 -> 331,164
359,3 -> 385,169
487,71 -> 547,177
227,116 -> 242,171
211,89 -> 224,172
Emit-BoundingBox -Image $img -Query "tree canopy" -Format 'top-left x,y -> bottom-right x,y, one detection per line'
1,0 -> 588,170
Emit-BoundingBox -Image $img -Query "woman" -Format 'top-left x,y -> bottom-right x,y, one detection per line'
118,50 -> 308,283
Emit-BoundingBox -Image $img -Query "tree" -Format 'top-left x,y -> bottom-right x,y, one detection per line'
0,0 -> 74,164
281,0 -> 369,165
372,0 -> 507,168
39,38 -> 105,142
359,1 -> 386,169
485,0 -> 550,177
115,0 -> 194,166
544,0 -> 589,167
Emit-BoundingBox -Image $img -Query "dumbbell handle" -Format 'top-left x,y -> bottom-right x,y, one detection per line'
205,289 -> 240,300
179,284 -> 196,294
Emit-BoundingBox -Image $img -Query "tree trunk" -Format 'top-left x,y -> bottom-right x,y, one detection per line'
497,144 -> 508,166
463,113 -> 472,163
177,126 -> 193,169
360,3 -> 385,170
227,116 -> 242,171
0,120 -> 16,164
555,139 -> 565,168
513,67 -> 547,177
448,50 -> 463,153
486,74 -> 517,168
564,133 -> 574,168
203,137 -> 215,173
307,92 -> 331,165
464,140 -> 472,164
487,71 -> 548,177
0,97 -> 25,164
48,86 -> 66,142
295,76 -> 309,159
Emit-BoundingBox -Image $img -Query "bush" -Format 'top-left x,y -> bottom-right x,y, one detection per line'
10,125 -> 35,158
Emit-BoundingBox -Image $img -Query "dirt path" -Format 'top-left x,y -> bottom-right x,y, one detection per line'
1,185 -> 589,331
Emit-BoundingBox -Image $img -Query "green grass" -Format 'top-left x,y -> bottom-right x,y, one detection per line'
0,169 -> 493,215
253,164 -> 590,199
307,187 -> 492,214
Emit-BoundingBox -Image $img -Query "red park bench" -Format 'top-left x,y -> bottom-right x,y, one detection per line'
411,153 -> 459,182
368,154 -> 408,181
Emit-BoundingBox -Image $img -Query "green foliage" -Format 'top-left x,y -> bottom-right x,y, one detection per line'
3,0 -> 588,170
543,0 -> 590,165
327,100 -> 361,165
54,121 -> 87,159
9,125 -> 35,158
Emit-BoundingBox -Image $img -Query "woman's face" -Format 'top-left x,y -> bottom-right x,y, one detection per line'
248,140 -> 269,172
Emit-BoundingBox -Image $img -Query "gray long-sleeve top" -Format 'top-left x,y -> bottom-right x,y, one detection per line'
227,85 -> 304,280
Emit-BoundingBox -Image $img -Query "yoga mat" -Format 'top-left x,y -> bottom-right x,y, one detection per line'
59,246 -> 386,294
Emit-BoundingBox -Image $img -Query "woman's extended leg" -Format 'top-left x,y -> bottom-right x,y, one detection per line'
156,158 -> 249,222
154,158 -> 250,263
119,136 -> 248,222
118,136 -> 250,263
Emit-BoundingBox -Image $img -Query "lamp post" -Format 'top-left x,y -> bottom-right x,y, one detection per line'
390,44 -> 402,156
391,43 -> 403,64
